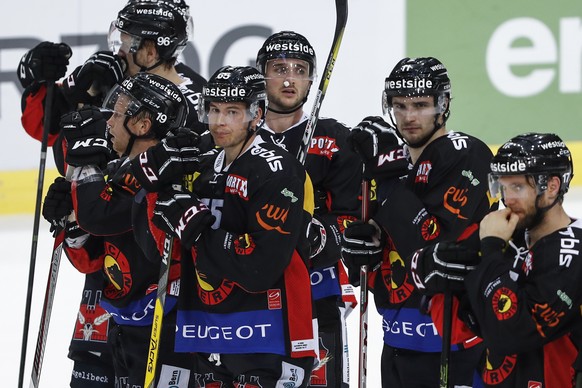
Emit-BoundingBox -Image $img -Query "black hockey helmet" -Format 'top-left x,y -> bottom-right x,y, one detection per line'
109,1 -> 188,61
256,30 -> 317,79
489,132 -> 573,199
102,72 -> 188,139
199,66 -> 267,126
382,57 -> 451,115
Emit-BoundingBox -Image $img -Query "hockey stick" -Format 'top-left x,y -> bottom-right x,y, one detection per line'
18,81 -> 56,388
144,233 -> 174,388
358,178 -> 371,388
440,290 -> 453,388
296,0 -> 348,164
29,228 -> 65,388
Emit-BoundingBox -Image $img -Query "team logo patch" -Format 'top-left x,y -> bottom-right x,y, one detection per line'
256,203 -> 290,234
196,271 -> 235,306
73,304 -> 110,343
234,233 -> 255,255
308,136 -> 340,160
100,183 -> 113,201
382,237 -> 414,304
415,160 -> 432,183
337,215 -> 356,234
103,242 -> 132,299
492,287 -> 518,320
421,216 -> 440,241
443,186 -> 468,220
482,352 -> 517,385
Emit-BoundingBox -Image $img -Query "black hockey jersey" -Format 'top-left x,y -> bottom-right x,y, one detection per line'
259,114 -> 360,306
67,159 -> 179,326
171,137 -> 318,358
465,219 -> 582,387
370,131 -> 497,351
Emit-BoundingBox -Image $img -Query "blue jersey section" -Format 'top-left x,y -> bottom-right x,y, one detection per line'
175,309 -> 286,355
310,265 -> 341,300
379,307 -> 460,352
101,294 -> 177,326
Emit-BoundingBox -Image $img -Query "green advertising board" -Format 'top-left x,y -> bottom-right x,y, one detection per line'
407,0 -> 582,145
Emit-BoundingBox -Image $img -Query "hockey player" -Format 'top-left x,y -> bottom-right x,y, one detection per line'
410,133 -> 581,386
43,73 -> 200,388
341,57 -> 497,387
133,65 -> 317,386
255,31 -> 360,387
21,3 -> 204,385
18,0 -> 206,174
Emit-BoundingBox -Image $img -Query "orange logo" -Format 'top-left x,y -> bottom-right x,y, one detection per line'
256,204 -> 290,234
443,186 -> 468,219
532,303 -> 565,337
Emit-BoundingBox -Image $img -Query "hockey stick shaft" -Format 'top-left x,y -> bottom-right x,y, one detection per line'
144,234 -> 174,388
18,82 -> 55,388
29,230 -> 64,388
358,178 -> 370,388
439,290 -> 453,388
296,0 -> 348,165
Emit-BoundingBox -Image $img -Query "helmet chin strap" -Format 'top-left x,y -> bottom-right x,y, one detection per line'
133,52 -> 164,73
268,102 -> 304,115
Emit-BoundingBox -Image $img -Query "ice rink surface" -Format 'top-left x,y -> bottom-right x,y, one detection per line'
2,188 -> 581,387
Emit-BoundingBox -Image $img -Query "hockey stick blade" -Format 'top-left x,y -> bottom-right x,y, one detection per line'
144,234 -> 173,388
297,0 -> 348,165
29,229 -> 65,388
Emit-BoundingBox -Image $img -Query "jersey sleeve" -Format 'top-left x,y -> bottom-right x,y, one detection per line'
20,82 -> 70,145
465,230 -> 582,355
63,234 -> 105,274
196,168 -> 308,293
70,162 -> 138,236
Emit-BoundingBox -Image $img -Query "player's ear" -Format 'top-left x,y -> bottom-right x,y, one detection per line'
547,175 -> 561,198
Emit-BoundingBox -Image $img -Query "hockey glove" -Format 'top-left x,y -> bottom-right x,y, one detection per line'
348,116 -> 400,162
63,220 -> 90,249
341,219 -> 384,270
307,217 -> 327,259
131,128 -> 202,192
348,116 -> 408,180
152,187 -> 215,249
62,106 -> 114,169
62,51 -> 127,106
17,41 -> 72,88
42,177 -> 73,233
408,241 -> 480,295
